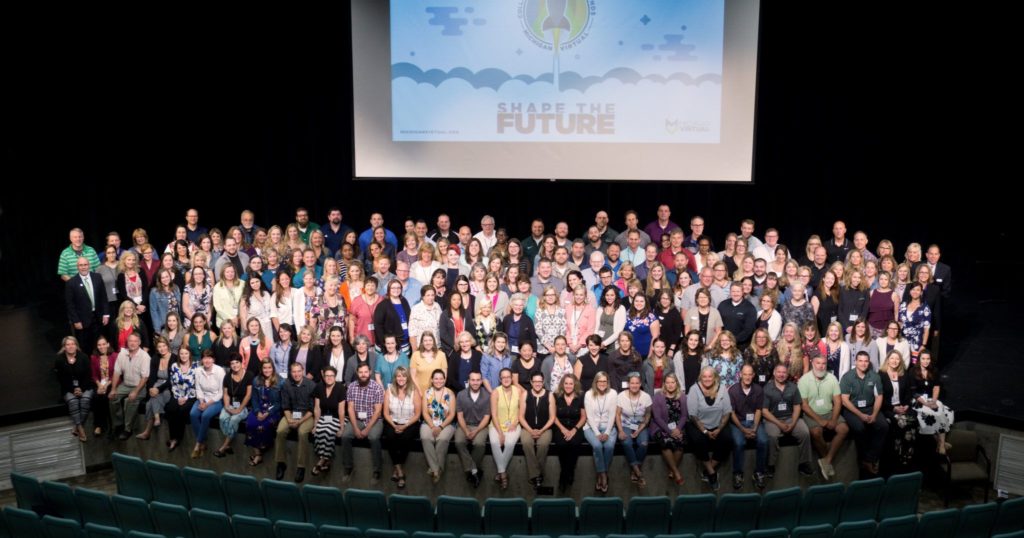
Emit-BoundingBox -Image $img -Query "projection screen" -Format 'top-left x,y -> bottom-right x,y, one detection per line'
352,0 -> 760,181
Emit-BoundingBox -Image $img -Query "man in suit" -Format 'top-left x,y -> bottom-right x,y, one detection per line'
65,256 -> 110,351
924,245 -> 951,299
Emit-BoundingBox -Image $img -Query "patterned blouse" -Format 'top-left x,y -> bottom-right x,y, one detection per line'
424,387 -> 453,426
703,354 -> 742,389
535,306 -> 567,351
170,362 -> 197,399
183,284 -> 212,326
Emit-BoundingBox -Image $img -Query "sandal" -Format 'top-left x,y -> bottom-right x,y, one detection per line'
397,475 -> 406,489
213,449 -> 227,458
249,454 -> 263,466
636,473 -> 646,488
311,463 -> 322,476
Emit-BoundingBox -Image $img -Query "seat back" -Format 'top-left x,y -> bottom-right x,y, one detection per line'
261,479 -> 305,523
436,496 -> 481,537
144,460 -> 189,507
578,497 -> 624,537
625,496 -> 670,536
74,487 -> 118,528
878,472 -> 922,520
671,494 -> 716,536
111,453 -> 153,502
530,498 -> 577,537
345,488 -> 390,531
388,495 -> 434,534
758,487 -> 801,531
182,467 -> 225,513
301,484 -> 348,528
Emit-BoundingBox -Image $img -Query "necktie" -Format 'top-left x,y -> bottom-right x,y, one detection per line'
83,276 -> 95,310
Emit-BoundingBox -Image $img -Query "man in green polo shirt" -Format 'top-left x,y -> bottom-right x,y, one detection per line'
840,351 -> 887,475
799,354 -> 850,480
58,228 -> 100,281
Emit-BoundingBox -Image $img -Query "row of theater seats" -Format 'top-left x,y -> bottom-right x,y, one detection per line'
2,453 -> 1021,538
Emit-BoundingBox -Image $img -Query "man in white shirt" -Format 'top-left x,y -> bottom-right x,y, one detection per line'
473,215 -> 498,255
110,332 -> 150,439
752,228 -> 781,263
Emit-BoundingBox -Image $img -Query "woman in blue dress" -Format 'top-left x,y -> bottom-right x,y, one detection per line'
245,360 -> 282,466
625,294 -> 660,358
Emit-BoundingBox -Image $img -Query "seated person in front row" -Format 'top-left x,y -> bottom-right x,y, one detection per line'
798,354 -> 850,480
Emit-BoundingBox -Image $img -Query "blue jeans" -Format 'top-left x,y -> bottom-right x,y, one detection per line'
190,400 -> 224,443
620,428 -> 649,466
729,419 -> 768,475
584,426 -> 617,473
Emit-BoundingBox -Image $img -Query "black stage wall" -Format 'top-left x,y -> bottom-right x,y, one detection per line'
0,5 -> 1012,419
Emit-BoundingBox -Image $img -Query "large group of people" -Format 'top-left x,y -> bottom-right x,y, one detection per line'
55,205 -> 954,491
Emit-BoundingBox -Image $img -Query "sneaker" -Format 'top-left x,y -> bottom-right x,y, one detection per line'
700,470 -> 710,483
818,458 -> 830,480
753,472 -> 767,489
827,462 -> 836,478
708,472 -> 720,492
732,473 -> 744,490
766,465 -> 775,479
798,463 -> 814,476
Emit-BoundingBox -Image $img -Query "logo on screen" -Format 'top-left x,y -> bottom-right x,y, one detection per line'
519,0 -> 595,51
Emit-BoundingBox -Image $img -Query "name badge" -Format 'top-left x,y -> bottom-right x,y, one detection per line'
815,398 -> 825,407
758,375 -> 766,383
401,323 -> 408,330
849,314 -> 859,322
73,379 -> 79,387
621,381 -> 628,389
936,278 -> 943,283
358,411 -> 368,420
367,323 -> 375,331
856,400 -> 867,408
511,345 -> 519,354
830,316 -> 837,323
667,422 -> 677,431
291,411 -> 302,420
745,413 -> 755,422
626,423 -> 638,431
432,418 -> 442,427
231,400 -> 240,409
778,402 -> 788,412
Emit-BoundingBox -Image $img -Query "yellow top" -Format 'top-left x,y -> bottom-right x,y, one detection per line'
494,385 -> 521,432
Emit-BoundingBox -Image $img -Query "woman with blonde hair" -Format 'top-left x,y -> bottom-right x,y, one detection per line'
112,300 -> 150,352
383,365 -> 420,488
702,330 -> 741,389
686,366 -> 732,491
213,264 -> 243,329
284,223 -> 307,253
775,322 -> 805,380
584,371 -> 617,493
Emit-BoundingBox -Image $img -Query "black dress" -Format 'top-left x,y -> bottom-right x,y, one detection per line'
553,394 -> 586,486
577,353 -> 608,392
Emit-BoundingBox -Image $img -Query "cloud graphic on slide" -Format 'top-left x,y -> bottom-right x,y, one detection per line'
392,62 -> 721,93
659,34 -> 698,61
426,7 -> 468,36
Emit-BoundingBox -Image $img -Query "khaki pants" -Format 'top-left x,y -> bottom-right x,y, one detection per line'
454,426 -> 488,473
420,424 -> 455,474
275,417 -> 314,468
520,429 -> 552,480
110,384 -> 140,433
765,419 -> 812,466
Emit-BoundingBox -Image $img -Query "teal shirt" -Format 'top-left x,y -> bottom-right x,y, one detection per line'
374,352 -> 410,388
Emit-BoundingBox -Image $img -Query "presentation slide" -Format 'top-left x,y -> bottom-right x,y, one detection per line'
351,0 -> 760,182
391,0 -> 724,144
